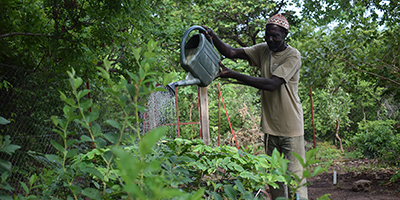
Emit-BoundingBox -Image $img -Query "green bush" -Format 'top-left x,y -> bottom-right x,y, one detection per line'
3,41 -> 329,200
351,120 -> 400,164
0,117 -> 21,200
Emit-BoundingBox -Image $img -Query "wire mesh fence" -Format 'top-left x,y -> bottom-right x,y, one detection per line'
1,65 -> 399,195
0,66 -> 182,194
0,66 -> 64,194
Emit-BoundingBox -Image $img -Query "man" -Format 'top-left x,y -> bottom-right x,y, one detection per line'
203,14 -> 307,199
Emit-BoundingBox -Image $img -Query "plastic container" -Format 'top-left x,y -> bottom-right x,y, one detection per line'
180,25 -> 221,87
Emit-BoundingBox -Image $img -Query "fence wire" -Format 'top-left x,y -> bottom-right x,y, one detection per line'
0,66 -> 64,194
1,65 -> 399,195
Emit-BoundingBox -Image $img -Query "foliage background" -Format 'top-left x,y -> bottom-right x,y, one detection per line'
1,0 -> 399,198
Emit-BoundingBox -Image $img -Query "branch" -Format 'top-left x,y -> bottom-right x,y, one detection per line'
271,0 -> 285,16
0,32 -> 54,39
340,58 -> 400,86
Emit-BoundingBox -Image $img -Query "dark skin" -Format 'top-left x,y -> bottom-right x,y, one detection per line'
203,24 -> 288,92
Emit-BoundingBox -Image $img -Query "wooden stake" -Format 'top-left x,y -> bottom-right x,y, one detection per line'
198,86 -> 210,145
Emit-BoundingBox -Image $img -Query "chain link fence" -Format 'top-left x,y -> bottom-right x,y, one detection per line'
0,66 -> 181,194
1,65 -> 399,195
0,66 -> 65,194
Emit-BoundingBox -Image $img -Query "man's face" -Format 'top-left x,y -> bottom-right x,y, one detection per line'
264,24 -> 288,52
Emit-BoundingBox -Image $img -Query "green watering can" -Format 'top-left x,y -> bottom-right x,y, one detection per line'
166,25 -> 221,94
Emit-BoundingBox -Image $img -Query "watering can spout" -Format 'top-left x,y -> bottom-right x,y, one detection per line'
165,73 -> 201,97
164,25 -> 221,98
164,83 -> 177,97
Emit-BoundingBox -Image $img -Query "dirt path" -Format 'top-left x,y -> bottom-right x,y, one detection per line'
307,159 -> 400,200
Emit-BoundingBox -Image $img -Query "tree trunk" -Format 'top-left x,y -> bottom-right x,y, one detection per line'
335,120 -> 345,156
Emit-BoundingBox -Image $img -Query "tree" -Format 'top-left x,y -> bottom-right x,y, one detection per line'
299,0 -> 400,27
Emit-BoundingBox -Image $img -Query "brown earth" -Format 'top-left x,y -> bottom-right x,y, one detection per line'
307,159 -> 400,200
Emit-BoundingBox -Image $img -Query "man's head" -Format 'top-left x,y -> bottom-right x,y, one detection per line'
265,14 -> 289,52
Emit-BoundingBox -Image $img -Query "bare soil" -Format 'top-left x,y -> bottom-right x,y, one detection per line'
307,159 -> 400,200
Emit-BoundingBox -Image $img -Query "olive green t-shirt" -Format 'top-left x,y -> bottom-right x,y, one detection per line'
244,43 -> 304,137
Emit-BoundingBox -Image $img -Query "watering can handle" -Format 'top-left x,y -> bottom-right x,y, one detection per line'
180,25 -> 214,64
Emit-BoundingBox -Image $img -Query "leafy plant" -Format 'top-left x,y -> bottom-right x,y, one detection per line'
274,148 -> 329,200
0,117 -> 21,200
160,138 -> 288,199
351,119 -> 400,165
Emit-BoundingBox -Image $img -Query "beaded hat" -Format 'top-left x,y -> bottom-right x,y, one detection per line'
266,14 -> 289,30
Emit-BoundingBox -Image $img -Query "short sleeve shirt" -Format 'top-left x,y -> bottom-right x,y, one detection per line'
244,42 -> 304,137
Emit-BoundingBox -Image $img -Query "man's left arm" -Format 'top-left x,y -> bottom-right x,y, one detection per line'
216,62 -> 285,92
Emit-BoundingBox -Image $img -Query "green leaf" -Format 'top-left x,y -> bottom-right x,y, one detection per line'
29,174 -> 37,185
25,195 -> 37,200
0,144 -> 21,153
305,148 -> 318,165
82,188 -> 101,200
103,58 -> 111,71
0,194 -> 12,200
233,164 -> 244,172
144,51 -> 156,59
95,137 -> 107,148
72,77 -> 83,91
83,167 -> 104,181
91,122 -> 102,137
162,73 -> 177,89
45,154 -> 61,165
104,132 -> 119,144
1,171 -> 9,181
139,126 -> 166,157
124,182 -> 146,198
132,47 -> 141,62
211,192 -> 223,200
139,67 -> 145,80
77,89 -> 92,100
155,188 -> 185,199
80,99 -> 93,111
50,140 -> 65,153
302,170 -> 312,179
223,185 -> 237,200
234,180 -> 246,193
126,71 -> 139,83
66,139 -> 79,147
292,152 -> 306,168
104,88 -> 120,98
313,165 -> 328,176
190,188 -> 205,200
317,194 -> 332,200
20,181 -> 29,194
66,149 -> 79,158
57,118 -> 68,130
0,117 -> 10,125
0,160 -> 12,172
86,107 -> 100,123
69,184 -> 82,195
105,119 -> 121,130
103,150 -> 114,163
80,135 -> 93,142
63,105 -> 75,120
119,94 -> 129,103
125,83 -> 137,97
51,116 -> 59,127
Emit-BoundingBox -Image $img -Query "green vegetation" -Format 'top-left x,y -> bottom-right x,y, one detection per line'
1,61 -> 327,199
1,0 -> 399,199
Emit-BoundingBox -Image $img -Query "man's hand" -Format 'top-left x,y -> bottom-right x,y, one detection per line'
215,61 -> 234,79
201,25 -> 216,41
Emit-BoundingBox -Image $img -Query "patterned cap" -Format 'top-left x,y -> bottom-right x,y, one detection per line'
266,14 -> 289,30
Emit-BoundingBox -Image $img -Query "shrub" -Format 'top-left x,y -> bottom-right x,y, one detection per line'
351,120 -> 400,164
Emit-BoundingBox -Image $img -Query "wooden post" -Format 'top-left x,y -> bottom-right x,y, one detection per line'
198,86 -> 210,145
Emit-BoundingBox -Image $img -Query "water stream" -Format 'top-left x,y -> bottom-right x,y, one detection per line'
140,88 -> 177,138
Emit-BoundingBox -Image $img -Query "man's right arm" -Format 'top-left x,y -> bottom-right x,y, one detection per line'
202,26 -> 249,60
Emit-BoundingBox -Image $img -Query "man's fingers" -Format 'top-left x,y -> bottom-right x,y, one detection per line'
219,61 -> 226,69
